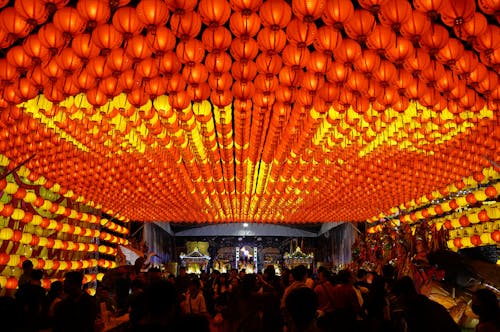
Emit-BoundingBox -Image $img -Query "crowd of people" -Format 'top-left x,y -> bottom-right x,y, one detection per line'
0,259 -> 499,332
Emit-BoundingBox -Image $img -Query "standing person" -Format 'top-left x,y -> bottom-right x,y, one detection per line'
53,271 -> 97,332
18,259 -> 33,288
285,287 -> 320,332
329,270 -> 361,332
16,269 -> 48,332
281,265 -> 308,310
391,276 -> 460,332
472,288 -> 500,332
314,267 -> 336,331
47,281 -> 63,318
176,266 -> 190,299
183,278 -> 208,316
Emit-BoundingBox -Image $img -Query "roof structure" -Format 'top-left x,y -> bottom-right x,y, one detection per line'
0,0 -> 499,224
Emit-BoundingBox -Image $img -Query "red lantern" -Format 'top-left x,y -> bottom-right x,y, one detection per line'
230,11 -> 261,38
474,25 -> 500,53
112,7 -> 144,38
282,45 -> 310,68
491,230 -> 500,242
0,7 -> 32,39
91,24 -> 123,54
385,37 -> 414,64
259,0 -> 292,30
292,0 -> 324,22
230,0 -> 262,12
455,12 -> 488,43
256,53 -> 282,74
170,11 -> 202,39
333,38 -> 362,66
323,0 -> 354,28
439,0 -> 475,27
366,25 -> 396,52
286,18 -> 317,48
470,235 -> 482,246
15,0 -> 49,26
71,33 -> 101,61
451,50 -> 478,77
314,26 -> 342,55
165,0 -> 197,12
146,27 -> 176,55
198,0 -> 231,26
379,0 -> 412,31
400,10 -> 431,44
419,24 -> 449,55
77,0 -> 111,28
257,28 -> 287,54
344,9 -> 376,42
125,35 -> 153,61
136,0 -> 170,31
55,48 -> 83,75
106,48 -> 133,75
177,38 -> 205,64
52,7 -> 85,39
202,26 -> 232,53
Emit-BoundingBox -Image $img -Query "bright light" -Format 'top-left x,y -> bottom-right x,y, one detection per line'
243,223 -> 249,228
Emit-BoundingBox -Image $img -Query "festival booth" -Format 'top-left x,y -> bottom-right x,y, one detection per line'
213,247 -> 234,273
284,247 -> 314,270
261,247 -> 282,275
179,241 -> 210,274
361,168 -> 500,328
236,245 -> 257,273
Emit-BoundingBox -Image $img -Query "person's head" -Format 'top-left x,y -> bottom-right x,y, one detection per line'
357,269 -> 367,281
337,269 -> 353,284
285,287 -> 318,331
291,265 -> 307,282
392,276 -> 417,298
382,264 -> 396,280
49,281 -> 63,297
219,273 -> 228,284
179,266 -> 186,277
472,288 -> 500,320
239,269 -> 246,278
317,266 -> 330,282
30,269 -> 43,286
22,260 -> 33,274
64,271 -> 84,297
167,274 -> 176,284
188,278 -> 201,294
263,265 -> 275,280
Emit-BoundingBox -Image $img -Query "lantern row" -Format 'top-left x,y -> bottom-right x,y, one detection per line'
0,227 -> 117,254
7,94 -> 491,223
0,0 -> 498,112
0,255 -> 117,270
0,155 -> 130,223
447,221 -> 500,251
367,166 -> 500,223
367,201 -> 500,234
0,272 -> 104,290
0,0 -> 499,222
1,176 -> 129,234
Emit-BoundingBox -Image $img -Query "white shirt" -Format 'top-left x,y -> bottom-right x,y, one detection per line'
183,291 -> 207,315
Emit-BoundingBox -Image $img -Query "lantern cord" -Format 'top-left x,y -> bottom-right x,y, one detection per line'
0,154 -> 36,181
483,156 -> 500,173
102,205 -> 127,227
350,222 -> 362,235
130,224 -> 144,238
